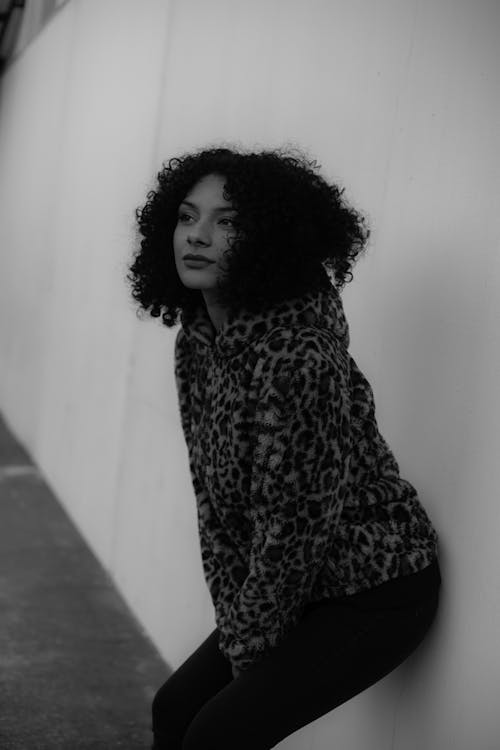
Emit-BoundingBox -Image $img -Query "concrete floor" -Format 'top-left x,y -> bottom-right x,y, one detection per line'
0,412 -> 170,749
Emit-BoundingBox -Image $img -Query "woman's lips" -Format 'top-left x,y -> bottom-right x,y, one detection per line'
183,258 -> 214,267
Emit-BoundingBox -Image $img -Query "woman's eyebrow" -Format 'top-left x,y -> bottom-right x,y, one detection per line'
179,200 -> 236,212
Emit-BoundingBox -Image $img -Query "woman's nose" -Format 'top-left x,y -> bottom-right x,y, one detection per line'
187,220 -> 211,246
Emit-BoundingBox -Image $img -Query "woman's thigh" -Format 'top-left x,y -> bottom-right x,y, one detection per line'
182,592 -> 440,750
151,627 -> 232,747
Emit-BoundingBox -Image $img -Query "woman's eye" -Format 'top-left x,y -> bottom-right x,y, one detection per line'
219,217 -> 235,227
177,213 -> 193,224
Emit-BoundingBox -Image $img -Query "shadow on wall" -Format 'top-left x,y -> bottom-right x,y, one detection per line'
380,245 -> 487,493
0,0 -> 70,76
364,242 -> 486,745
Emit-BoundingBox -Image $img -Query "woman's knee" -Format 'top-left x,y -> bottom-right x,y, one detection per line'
151,679 -> 170,724
151,675 -> 187,742
152,683 -> 220,750
181,710 -> 228,750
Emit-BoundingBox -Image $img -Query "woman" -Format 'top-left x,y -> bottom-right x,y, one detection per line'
127,146 -> 441,750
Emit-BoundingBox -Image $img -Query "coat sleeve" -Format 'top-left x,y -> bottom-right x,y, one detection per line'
174,328 -> 193,446
217,355 -> 352,677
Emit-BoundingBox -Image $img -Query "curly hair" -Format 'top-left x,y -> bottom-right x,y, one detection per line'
127,144 -> 370,327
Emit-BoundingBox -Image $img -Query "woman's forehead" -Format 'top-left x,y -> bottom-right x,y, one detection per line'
183,173 -> 233,207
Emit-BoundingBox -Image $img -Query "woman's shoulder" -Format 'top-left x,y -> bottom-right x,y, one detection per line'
254,324 -> 349,380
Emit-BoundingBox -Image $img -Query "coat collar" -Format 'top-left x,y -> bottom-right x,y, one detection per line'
180,282 -> 350,358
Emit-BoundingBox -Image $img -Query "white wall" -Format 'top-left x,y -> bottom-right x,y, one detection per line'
0,1 -> 499,747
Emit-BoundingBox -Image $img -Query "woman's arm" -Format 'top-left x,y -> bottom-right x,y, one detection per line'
218,352 -> 352,677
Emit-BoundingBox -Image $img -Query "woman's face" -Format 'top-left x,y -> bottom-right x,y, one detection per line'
173,173 -> 237,293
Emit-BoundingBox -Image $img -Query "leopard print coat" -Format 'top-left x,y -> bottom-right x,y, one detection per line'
174,283 -> 439,677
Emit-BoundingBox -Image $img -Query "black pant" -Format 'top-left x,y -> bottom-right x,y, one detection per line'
152,560 -> 441,750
